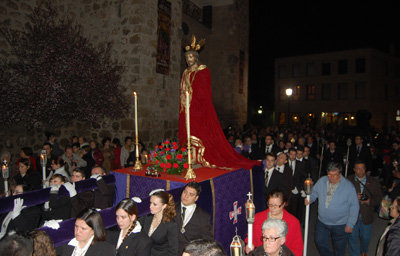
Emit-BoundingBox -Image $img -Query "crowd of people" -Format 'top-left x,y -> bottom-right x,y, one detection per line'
230,124 -> 400,256
1,124 -> 400,255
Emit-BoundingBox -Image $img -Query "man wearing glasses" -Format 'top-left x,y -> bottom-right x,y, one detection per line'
305,162 -> 359,256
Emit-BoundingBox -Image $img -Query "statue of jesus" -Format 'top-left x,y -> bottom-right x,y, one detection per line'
178,36 -> 259,170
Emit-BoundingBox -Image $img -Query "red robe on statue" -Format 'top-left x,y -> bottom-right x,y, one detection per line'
178,65 -> 259,170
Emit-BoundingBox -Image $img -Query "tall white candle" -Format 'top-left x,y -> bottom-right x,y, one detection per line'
134,92 -> 138,138
185,91 -> 190,140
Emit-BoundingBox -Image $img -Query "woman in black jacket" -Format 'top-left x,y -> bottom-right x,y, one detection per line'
139,190 -> 178,256
13,158 -> 41,191
377,196 -> 400,255
107,198 -> 152,256
57,208 -> 114,256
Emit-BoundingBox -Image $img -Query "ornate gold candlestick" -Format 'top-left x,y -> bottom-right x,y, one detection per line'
184,90 -> 196,180
133,91 -> 142,172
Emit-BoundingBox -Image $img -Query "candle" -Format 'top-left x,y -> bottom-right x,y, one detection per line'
185,90 -> 191,167
134,91 -> 138,138
185,91 -> 190,140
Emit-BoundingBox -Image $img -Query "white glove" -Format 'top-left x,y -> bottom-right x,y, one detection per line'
11,198 -> 24,219
291,187 -> 299,195
90,174 -> 102,181
50,184 -> 61,192
42,219 -> 62,230
300,190 -> 306,198
63,182 -> 77,197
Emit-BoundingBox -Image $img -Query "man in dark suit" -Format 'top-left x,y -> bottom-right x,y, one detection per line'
304,145 -> 319,183
287,147 -> 307,222
174,182 -> 213,255
260,134 -> 280,159
322,141 -> 343,177
242,136 -> 260,160
263,153 -> 287,207
348,135 -> 372,176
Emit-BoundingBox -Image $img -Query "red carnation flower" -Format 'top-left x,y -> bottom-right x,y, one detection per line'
173,163 -> 179,168
183,163 -> 189,168
166,155 -> 172,160
160,162 -> 165,168
166,163 -> 172,168
177,154 -> 183,160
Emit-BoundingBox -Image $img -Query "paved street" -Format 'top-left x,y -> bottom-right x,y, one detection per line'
304,203 -> 388,256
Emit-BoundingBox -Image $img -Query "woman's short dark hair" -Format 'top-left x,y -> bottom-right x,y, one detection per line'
112,138 -> 121,147
21,147 -> 33,157
101,137 -> 111,146
0,234 -> 33,256
184,239 -> 226,256
267,189 -> 288,204
76,209 -> 106,243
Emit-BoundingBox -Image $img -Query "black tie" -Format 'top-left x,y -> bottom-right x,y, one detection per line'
182,206 -> 186,220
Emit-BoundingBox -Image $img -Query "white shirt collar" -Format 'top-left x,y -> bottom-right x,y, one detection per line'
116,222 -> 142,249
68,235 -> 94,254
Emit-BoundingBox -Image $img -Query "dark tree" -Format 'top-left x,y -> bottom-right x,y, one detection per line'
0,1 -> 129,128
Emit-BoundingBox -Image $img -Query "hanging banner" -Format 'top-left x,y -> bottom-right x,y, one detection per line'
156,0 -> 171,75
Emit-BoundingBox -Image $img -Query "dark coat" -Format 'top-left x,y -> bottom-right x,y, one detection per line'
57,240 -> 115,256
70,190 -> 94,218
174,203 -> 213,254
93,178 -> 115,210
0,205 -> 42,236
348,144 -> 372,174
139,215 -> 178,256
383,217 -> 400,256
248,244 -> 295,256
348,174 -> 382,224
106,228 -> 152,256
12,169 -> 42,191
265,169 -> 288,200
42,192 -> 71,221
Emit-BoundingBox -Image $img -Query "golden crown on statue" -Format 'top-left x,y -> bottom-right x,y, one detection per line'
185,35 -> 206,52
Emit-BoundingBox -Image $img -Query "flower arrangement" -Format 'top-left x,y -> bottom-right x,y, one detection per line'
149,139 -> 189,175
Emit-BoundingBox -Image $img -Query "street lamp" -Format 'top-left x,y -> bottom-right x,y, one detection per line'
285,88 -> 293,126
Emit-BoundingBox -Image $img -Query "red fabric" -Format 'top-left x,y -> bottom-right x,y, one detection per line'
113,166 -> 233,183
112,146 -> 122,170
92,149 -> 104,166
178,66 -> 259,170
245,209 -> 304,256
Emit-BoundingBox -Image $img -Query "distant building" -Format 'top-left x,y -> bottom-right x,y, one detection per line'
274,48 -> 400,129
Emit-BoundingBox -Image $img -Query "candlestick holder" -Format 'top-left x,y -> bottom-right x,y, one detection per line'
184,140 -> 196,180
133,136 -> 142,172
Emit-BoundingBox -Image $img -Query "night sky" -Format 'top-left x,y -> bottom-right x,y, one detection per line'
248,1 -> 399,113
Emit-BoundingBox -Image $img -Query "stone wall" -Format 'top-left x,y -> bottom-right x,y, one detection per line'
0,0 -> 249,165
0,0 -> 182,159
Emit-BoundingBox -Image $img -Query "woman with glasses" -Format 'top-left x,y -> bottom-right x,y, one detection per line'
248,218 -> 294,256
246,189 -> 303,256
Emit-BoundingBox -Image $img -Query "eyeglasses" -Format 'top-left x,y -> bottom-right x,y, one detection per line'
267,202 -> 284,208
261,236 -> 281,242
